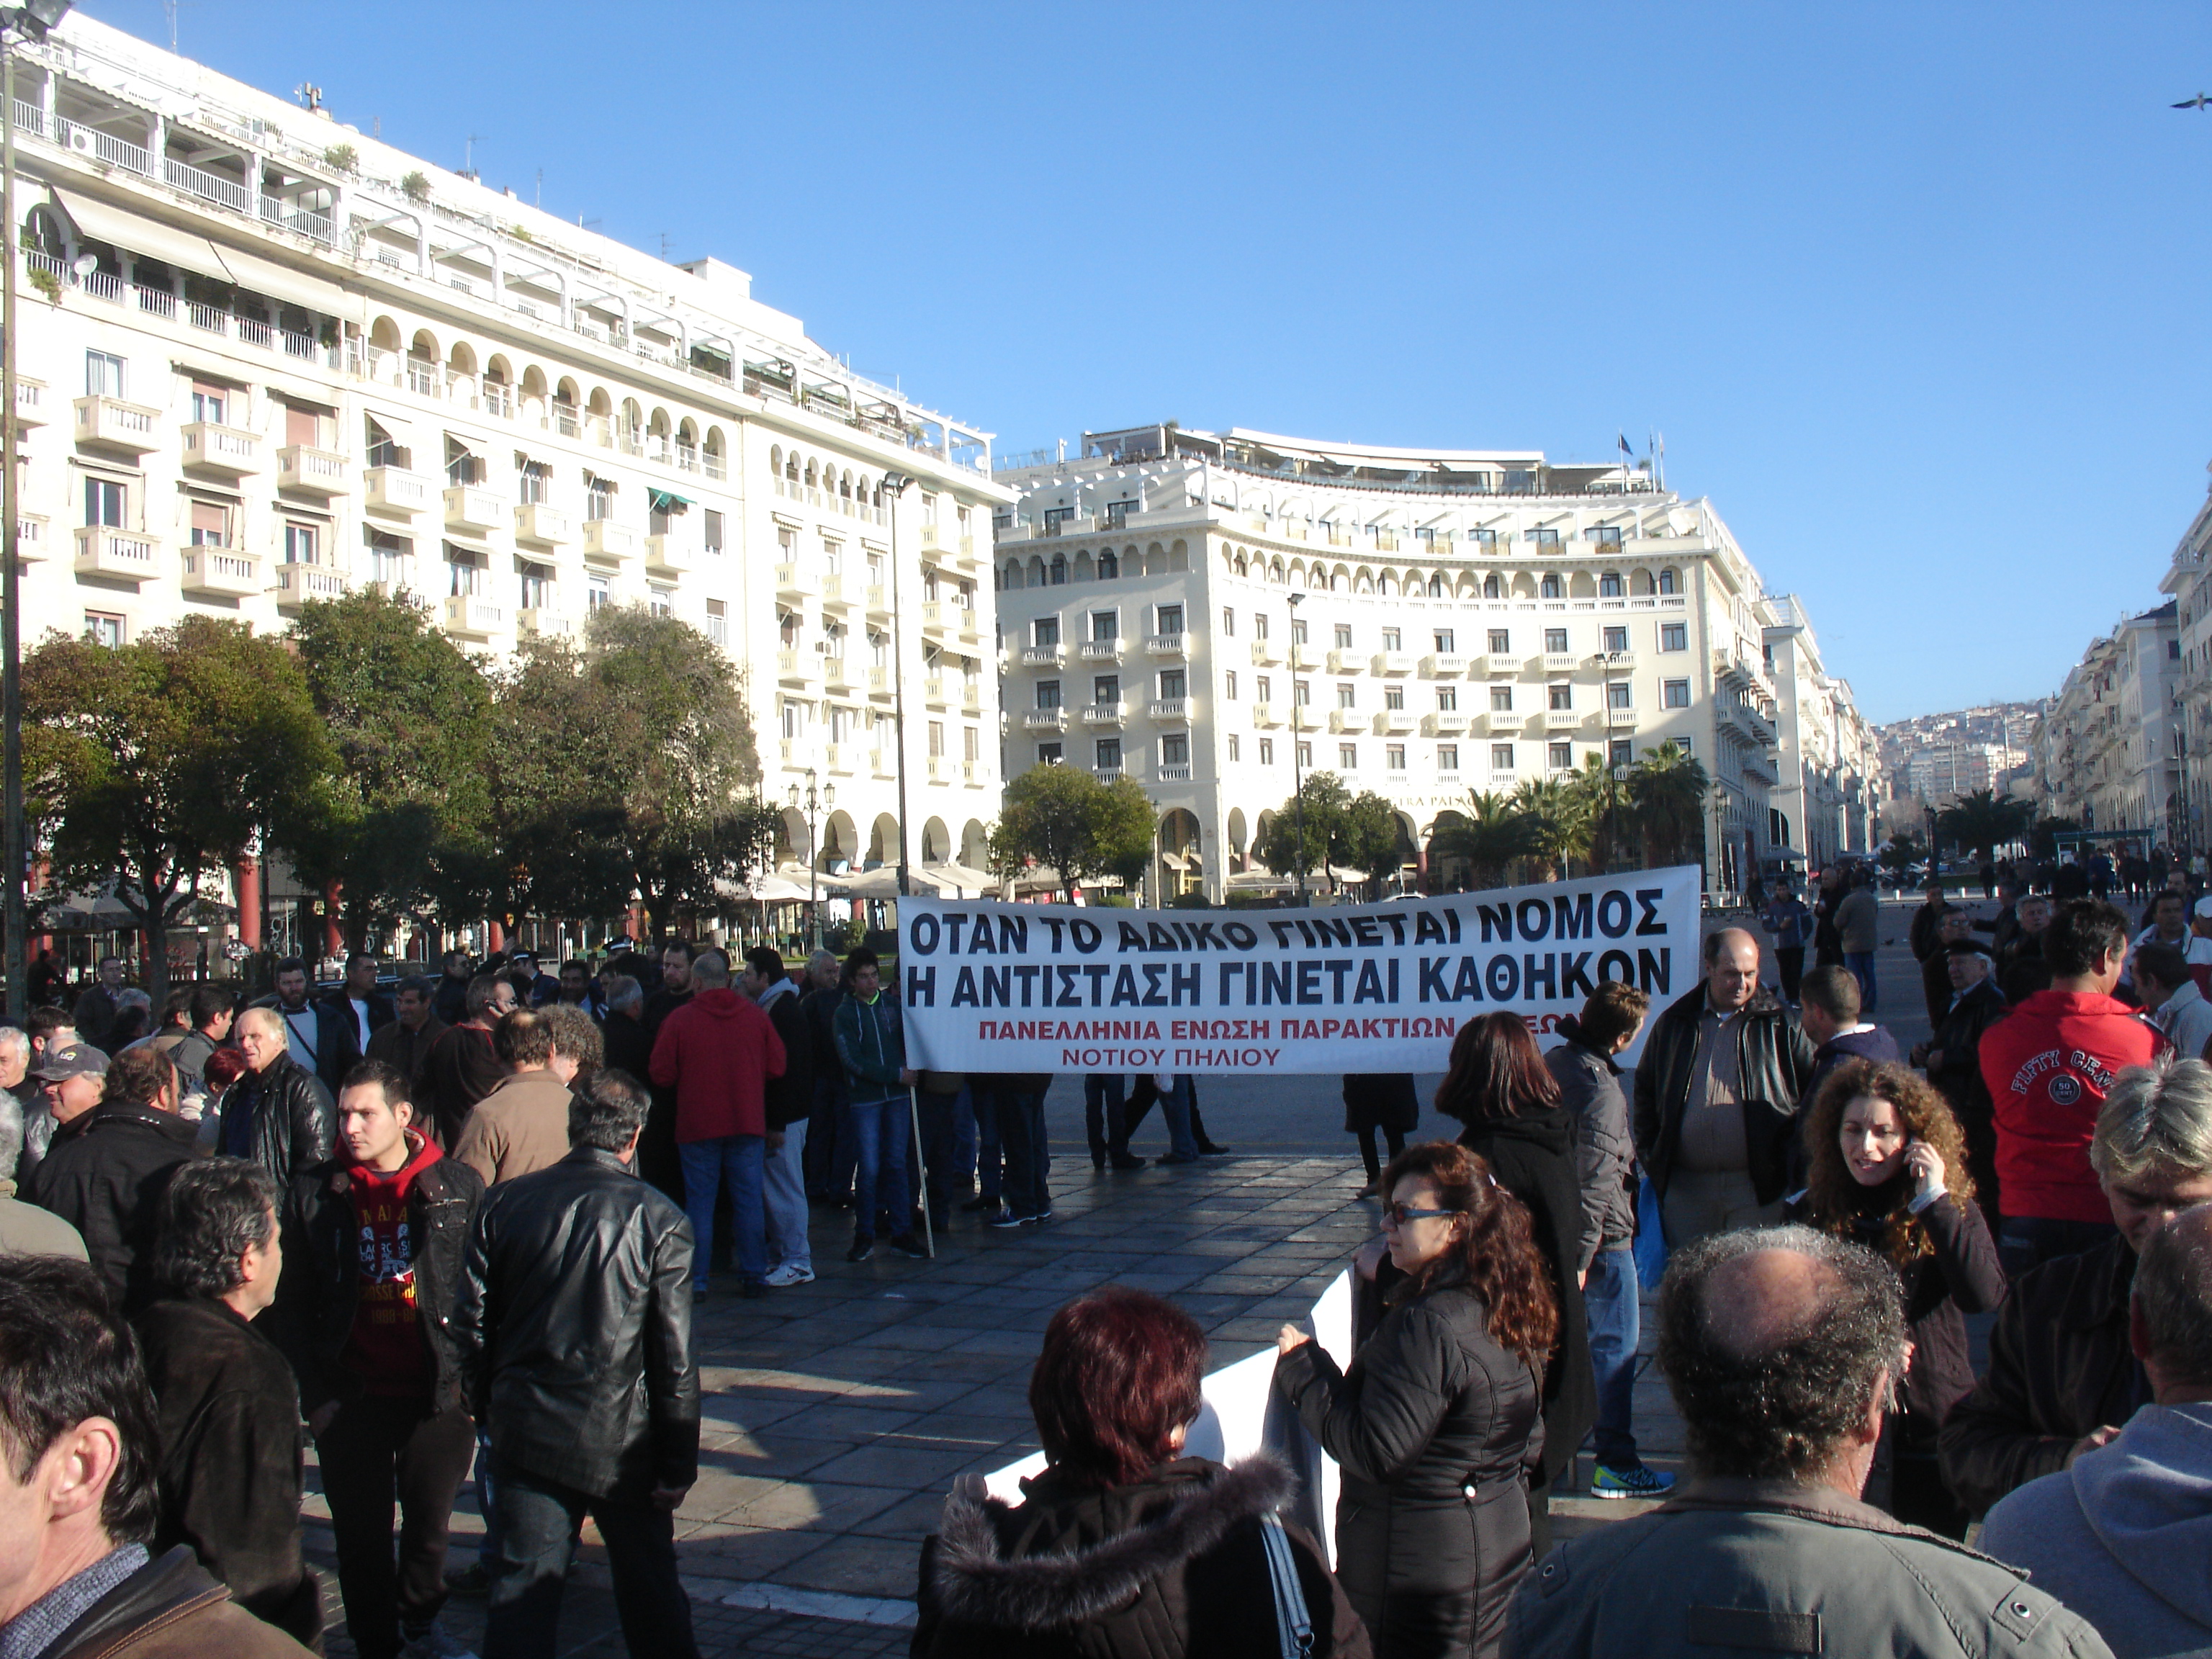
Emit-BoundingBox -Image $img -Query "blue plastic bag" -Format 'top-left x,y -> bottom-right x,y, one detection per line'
1633,1174 -> 1668,1287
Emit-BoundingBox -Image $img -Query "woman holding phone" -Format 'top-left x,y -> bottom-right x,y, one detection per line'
1790,1058 -> 2005,1534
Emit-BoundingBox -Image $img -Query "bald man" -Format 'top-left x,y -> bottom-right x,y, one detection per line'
217,1004 -> 335,1190
1509,1227 -> 2113,1658
1632,927 -> 1817,1246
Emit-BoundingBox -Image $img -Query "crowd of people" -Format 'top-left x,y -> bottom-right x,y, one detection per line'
8,874 -> 2212,1658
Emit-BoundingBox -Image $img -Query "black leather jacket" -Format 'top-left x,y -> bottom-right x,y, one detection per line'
1632,986 -> 1817,1206
273,1143 -> 483,1413
454,1146 -> 699,1501
220,1053 -> 334,1192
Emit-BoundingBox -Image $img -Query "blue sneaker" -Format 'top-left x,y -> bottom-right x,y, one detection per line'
1590,1462 -> 1675,1500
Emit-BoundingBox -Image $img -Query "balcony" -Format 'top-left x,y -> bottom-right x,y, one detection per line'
1606,709 -> 1639,729
516,607 -> 571,639
1475,654 -> 1524,677
1250,703 -> 1281,727
819,575 -> 853,611
867,667 -> 892,698
1078,639 -> 1123,662
1024,709 -> 1069,729
1149,698 -> 1190,721
1483,710 -> 1525,732
1544,709 -> 1583,730
14,512 -> 48,562
1371,652 -> 1413,676
962,682 -> 984,713
1156,764 -> 1193,783
1147,634 -> 1187,657
1421,653 -> 1467,678
272,561 -> 349,606
864,585 -> 889,616
515,502 -> 572,546
178,546 -> 258,598
825,745 -> 858,774
776,651 -> 817,685
444,486 -> 504,536
1082,702 -> 1127,725
923,677 -> 953,706
364,467 -> 433,517
1379,708 -> 1417,734
277,446 -> 349,497
583,520 -> 639,566
822,657 -> 856,693
1424,711 -> 1471,737
440,595 -> 506,640
645,535 -> 691,575
73,525 -> 158,581
1328,709 -> 1364,734
1599,650 -> 1639,672
1020,644 -> 1064,667
920,601 -> 959,639
1542,653 -> 1580,675
73,394 -> 161,454
775,563 -> 817,600
1288,644 -> 1322,670
1327,649 -> 1366,675
12,377 -> 46,429
1250,638 -> 1285,665
179,421 -> 259,478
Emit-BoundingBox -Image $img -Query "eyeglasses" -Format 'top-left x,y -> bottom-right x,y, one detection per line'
1381,1203 -> 1455,1227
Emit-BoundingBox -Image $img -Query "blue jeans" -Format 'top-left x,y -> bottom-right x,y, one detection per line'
845,1093 -> 910,1241
2000,1215 -> 2117,1280
678,1135 -> 765,1287
482,1455 -> 697,1659
1844,950 -> 1878,1015
1585,1243 -> 1642,1469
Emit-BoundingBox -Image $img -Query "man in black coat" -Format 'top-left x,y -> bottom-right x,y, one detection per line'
134,1156 -> 321,1645
1921,907 -> 1979,1031
27,1045 -> 197,1312
797,950 -> 848,1200
745,949 -> 817,1287
221,1007 -> 335,1192
454,1070 -> 699,1657
1912,940 -> 2009,1228
269,956 -> 361,1095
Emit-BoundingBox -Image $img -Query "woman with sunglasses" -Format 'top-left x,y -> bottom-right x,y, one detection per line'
1434,1012 -> 1594,1557
1275,1141 -> 1555,1659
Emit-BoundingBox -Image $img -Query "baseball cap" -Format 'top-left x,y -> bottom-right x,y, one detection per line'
32,1043 -> 109,1083
2193,897 -> 2212,922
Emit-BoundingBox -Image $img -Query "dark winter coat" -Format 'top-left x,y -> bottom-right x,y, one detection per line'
1938,1231 -> 2146,1519
913,1454 -> 1370,1659
1455,1110 -> 1596,1488
25,1100 -> 199,1311
219,1053 -> 334,1193
1632,986 -> 1817,1207
1929,978 -> 2009,1214
132,1297 -> 320,1645
1342,1074 -> 1421,1137
1791,1024 -> 1901,1190
454,1146 -> 698,1502
601,1008 -> 654,1084
1276,1264 -> 1544,1659
835,991 -> 907,1108
758,981 -> 816,1131
1909,900 -> 1956,963
1541,1027 -> 1635,1270
801,982 -> 847,1073
272,1141 -> 483,1414
415,1023 -> 504,1150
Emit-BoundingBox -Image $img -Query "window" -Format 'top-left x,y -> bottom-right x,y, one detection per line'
283,523 -> 318,565
706,598 -> 727,647
1094,674 -> 1120,705
1096,737 -> 1121,770
189,500 -> 229,547
366,530 -> 405,585
443,436 -> 480,487
703,509 -> 725,554
1544,628 -> 1568,653
1334,624 -> 1353,649
1290,616 -> 1308,645
588,575 -> 610,611
1488,629 -> 1510,655
1256,675 -> 1273,703
1093,610 -> 1120,641
1254,613 -> 1269,639
777,526 -> 797,561
1038,741 -> 1064,765
1434,629 -> 1455,653
1159,669 -> 1186,700
1437,745 -> 1459,772
586,475 -> 613,521
1603,625 -> 1628,654
1382,627 -> 1401,651
1258,738 -> 1274,765
445,545 -> 483,596
1609,738 -> 1634,768
1220,607 -> 1235,637
1529,527 -> 1559,550
1228,734 -> 1241,762
1336,683 -> 1356,709
1437,686 -> 1458,711
1156,603 -> 1184,637
1672,734 -> 1694,757
1608,681 -> 1633,709
1491,744 -> 1515,770
928,721 -> 945,758
2170,639 -> 2182,660
1599,572 -> 1623,597
1293,679 -> 1310,706
189,382 -> 227,425
1097,549 -> 1118,579
649,586 -> 673,617
1295,741 -> 1312,768
1339,743 -> 1357,769
84,477 -> 125,528
1385,685 -> 1406,710
1592,526 -> 1623,549
84,611 -> 124,647
367,419 -> 407,471
518,560 -> 552,609
1663,679 -> 1690,709
1660,622 -> 1687,652
1490,685 -> 1513,712
1164,734 -> 1190,765
1386,744 -> 1406,770
84,351 -> 123,397
1550,742 -> 1574,770
1540,575 -> 1562,599
1033,616 -> 1060,648
1548,683 -> 1572,711
1658,569 -> 1678,595
1036,680 -> 1061,709
1223,670 -> 1238,701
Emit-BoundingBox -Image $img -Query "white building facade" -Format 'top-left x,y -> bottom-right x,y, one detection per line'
1759,594 -> 1881,871
992,426 -> 1874,901
2033,603 -> 2180,843
6,14 -> 1009,927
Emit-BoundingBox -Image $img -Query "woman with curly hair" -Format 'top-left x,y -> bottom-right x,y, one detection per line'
1274,1141 -> 1554,1659
1790,1056 -> 2005,1535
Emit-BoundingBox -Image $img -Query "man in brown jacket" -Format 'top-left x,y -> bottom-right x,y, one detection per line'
451,1008 -> 577,1188
0,1256 -> 314,1657
364,974 -> 448,1097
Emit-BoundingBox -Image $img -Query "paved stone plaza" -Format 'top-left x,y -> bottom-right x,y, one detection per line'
307,898 -> 1949,1655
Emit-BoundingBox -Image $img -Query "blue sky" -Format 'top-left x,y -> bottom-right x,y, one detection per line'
74,0 -> 2212,724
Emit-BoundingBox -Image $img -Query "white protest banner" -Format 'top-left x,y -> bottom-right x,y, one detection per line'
899,864 -> 1700,1076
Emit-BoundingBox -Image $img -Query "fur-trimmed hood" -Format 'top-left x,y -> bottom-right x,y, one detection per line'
929,1452 -> 1294,1633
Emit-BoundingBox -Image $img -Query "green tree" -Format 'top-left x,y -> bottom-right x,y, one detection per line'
1629,742 -> 1710,869
1877,831 -> 1928,882
1254,772 -> 1354,887
1567,754 -> 1639,873
1431,791 -> 1533,891
1510,775 -> 1591,881
285,590 -> 494,947
25,617 -> 335,1001
1339,791 -> 1410,893
1937,789 -> 2033,864
988,764 -> 1154,901
2031,814 -> 2082,861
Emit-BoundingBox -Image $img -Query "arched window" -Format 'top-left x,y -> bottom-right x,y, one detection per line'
1048,554 -> 1067,585
1100,549 -> 1119,579
1233,554 -> 1248,577
1427,573 -> 1444,598
1028,555 -> 1046,585
1483,574 -> 1501,599
1540,574 -> 1562,599
1658,567 -> 1679,595
787,451 -> 800,482
1599,572 -> 1622,597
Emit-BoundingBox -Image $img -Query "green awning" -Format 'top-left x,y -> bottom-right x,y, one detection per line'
649,489 -> 692,514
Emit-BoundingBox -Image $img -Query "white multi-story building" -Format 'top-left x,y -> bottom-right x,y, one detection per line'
6,13 -> 1009,930
992,424 -> 1873,900
2033,602 -> 2180,842
2162,473 -> 2212,855
1758,594 -> 1881,870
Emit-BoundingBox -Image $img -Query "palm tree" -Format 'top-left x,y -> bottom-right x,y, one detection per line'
1432,791 -> 1532,890
1511,775 -> 1591,881
1566,755 -> 1637,873
1937,788 -> 2033,865
1629,742 -> 1710,870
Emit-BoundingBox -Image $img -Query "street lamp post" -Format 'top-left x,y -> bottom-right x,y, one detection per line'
880,473 -> 915,898
2,1 -> 73,1022
1286,592 -> 1307,905
788,770 -> 832,950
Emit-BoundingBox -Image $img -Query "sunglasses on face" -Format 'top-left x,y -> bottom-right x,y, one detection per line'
1381,1203 -> 1455,1227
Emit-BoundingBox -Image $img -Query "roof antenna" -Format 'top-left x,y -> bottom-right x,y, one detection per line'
162,0 -> 180,50
295,83 -> 323,112
462,133 -> 486,179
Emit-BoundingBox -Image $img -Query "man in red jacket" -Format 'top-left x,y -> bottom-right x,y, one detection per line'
1979,897 -> 2163,1277
648,948 -> 785,1302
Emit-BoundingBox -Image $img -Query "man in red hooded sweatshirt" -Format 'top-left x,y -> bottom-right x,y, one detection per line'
273,1058 -> 484,1659
649,948 -> 785,1303
1979,898 -> 2163,1278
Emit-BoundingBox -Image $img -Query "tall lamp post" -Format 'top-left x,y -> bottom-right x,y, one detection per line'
2,1 -> 71,1022
1286,592 -> 1308,905
879,472 -> 916,898
788,770 -> 831,949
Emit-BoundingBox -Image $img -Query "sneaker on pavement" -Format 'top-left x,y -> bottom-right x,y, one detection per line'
846,1236 -> 875,1263
400,1619 -> 477,1659
1019,1209 -> 1053,1226
763,1263 -> 814,1287
1590,1462 -> 1675,1500
889,1232 -> 930,1259
441,1560 -> 492,1598
985,1209 -> 1025,1229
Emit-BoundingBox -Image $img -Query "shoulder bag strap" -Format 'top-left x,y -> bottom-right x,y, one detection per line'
1259,1511 -> 1315,1659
